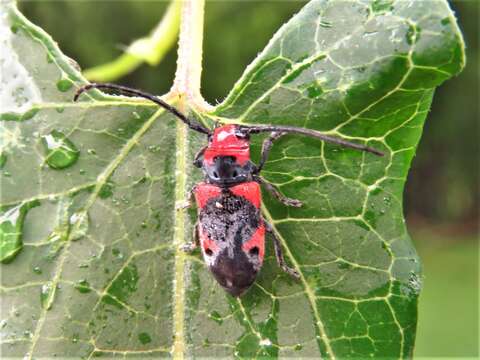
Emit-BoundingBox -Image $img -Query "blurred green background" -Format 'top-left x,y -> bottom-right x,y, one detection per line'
19,1 -> 478,357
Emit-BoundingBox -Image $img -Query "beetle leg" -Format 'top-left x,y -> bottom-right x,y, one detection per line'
193,146 -> 207,168
254,175 -> 302,207
264,220 -> 300,279
182,222 -> 199,253
255,131 -> 285,174
175,186 -> 196,210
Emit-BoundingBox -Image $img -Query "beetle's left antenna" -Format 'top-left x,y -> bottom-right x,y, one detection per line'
74,83 -> 211,135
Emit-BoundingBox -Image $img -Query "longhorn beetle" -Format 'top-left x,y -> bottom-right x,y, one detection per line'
75,83 -> 384,297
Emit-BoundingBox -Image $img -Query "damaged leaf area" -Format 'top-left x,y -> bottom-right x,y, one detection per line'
0,0 -> 464,358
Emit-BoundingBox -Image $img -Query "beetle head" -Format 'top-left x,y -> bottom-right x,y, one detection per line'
202,125 -> 254,186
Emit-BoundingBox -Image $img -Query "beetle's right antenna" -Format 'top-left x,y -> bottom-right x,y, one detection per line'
240,124 -> 384,156
74,83 -> 211,135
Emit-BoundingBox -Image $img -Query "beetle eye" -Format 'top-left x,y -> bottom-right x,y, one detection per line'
205,248 -> 213,256
249,247 -> 259,256
235,130 -> 247,139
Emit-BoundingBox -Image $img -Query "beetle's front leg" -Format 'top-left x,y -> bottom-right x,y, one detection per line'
264,220 -> 300,279
255,131 -> 285,174
254,175 -> 302,207
182,222 -> 200,253
175,185 -> 196,210
193,146 -> 207,168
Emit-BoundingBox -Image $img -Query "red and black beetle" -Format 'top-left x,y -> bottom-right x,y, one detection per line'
75,83 -> 383,297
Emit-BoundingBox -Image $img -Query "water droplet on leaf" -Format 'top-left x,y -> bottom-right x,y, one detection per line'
371,0 -> 394,13
147,145 -> 161,153
112,248 -> 124,260
0,153 -> 7,169
75,279 -> 91,293
259,338 -> 272,347
0,201 -> 40,263
41,130 -> 80,169
40,282 -> 55,310
305,84 -> 323,99
69,211 -> 89,241
319,19 -> 332,28
138,332 -> 152,344
208,310 -> 223,325
56,79 -> 73,92
363,30 -> 378,38
405,24 -> 421,45
99,180 -> 115,199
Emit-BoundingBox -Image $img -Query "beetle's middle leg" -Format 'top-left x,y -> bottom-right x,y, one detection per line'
182,221 -> 200,253
253,175 -> 302,207
253,132 -> 302,207
264,220 -> 300,279
175,185 -> 196,210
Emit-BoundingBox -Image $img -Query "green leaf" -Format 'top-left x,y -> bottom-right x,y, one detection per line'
0,1 -> 464,359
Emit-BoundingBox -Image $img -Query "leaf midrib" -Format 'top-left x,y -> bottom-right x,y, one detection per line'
171,113 -> 189,358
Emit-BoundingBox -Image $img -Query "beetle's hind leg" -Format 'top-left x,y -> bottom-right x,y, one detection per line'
264,220 -> 300,279
182,222 -> 199,253
254,175 -> 302,207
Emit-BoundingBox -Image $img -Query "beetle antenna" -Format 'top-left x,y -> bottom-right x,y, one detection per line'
240,124 -> 384,156
74,83 -> 211,135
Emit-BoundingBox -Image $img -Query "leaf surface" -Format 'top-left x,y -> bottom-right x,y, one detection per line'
0,0 -> 464,358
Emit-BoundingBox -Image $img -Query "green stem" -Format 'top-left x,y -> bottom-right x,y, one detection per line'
170,0 -> 211,110
170,1 -> 208,358
83,0 -> 181,82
